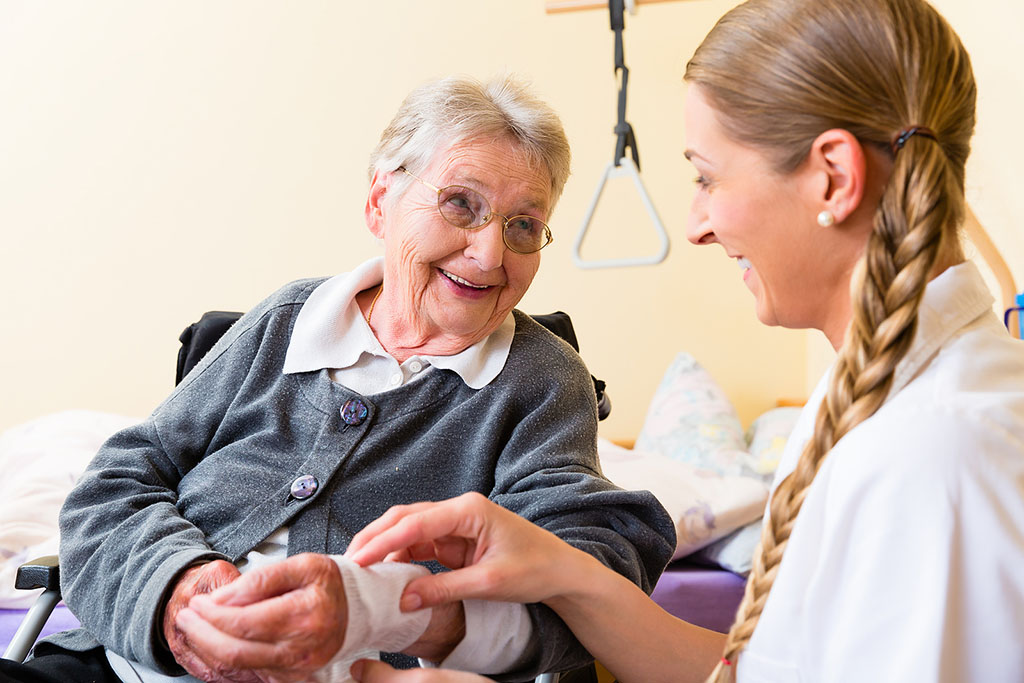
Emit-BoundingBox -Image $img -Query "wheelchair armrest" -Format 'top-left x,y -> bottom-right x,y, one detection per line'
15,555 -> 61,595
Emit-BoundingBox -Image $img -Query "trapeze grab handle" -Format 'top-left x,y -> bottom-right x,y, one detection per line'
572,156 -> 670,269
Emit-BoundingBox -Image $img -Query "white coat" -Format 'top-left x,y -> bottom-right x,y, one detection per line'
740,261 -> 1024,682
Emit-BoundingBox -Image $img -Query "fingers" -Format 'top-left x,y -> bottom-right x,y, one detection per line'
347,500 -> 450,559
432,538 -> 475,571
205,553 -> 333,607
189,556 -> 346,645
177,607 -> 312,673
387,539 -> 472,567
189,583 -> 346,646
351,659 -> 489,682
397,564 -> 504,611
176,607 -> 282,669
347,494 -> 489,567
175,554 -> 347,675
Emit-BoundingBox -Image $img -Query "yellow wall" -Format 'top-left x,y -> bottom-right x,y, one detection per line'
2,1 -> 1020,442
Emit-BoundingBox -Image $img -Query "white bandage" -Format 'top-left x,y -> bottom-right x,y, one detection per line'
313,556 -> 433,683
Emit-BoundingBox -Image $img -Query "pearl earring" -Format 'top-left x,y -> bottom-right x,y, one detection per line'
817,210 -> 835,228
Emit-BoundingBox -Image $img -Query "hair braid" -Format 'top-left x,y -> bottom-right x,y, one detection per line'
710,142 -> 956,683
686,1 -> 975,679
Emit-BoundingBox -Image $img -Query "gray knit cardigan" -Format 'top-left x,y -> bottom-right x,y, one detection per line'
48,277 -> 675,680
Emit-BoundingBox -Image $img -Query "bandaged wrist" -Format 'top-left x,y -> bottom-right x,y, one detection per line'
314,556 -> 435,682
332,556 -> 433,653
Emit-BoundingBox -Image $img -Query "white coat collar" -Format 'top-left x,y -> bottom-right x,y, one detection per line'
888,259 -> 994,397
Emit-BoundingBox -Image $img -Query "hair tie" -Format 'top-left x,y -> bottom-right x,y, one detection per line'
891,126 -> 938,154
721,657 -> 733,667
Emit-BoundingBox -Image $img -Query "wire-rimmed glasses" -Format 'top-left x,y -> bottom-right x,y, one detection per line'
399,167 -> 553,254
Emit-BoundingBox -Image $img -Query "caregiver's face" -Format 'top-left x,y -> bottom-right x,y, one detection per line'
374,136 -> 551,344
683,86 -> 832,332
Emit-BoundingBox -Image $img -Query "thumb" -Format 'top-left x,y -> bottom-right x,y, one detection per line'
351,658 -> 399,682
398,565 -> 502,611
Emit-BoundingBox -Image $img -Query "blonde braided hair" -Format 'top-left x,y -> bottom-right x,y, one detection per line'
684,0 -> 976,678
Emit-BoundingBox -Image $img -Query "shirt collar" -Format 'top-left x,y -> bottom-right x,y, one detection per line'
889,259 -> 994,396
282,257 -> 515,389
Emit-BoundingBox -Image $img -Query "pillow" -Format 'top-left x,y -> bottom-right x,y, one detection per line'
0,410 -> 137,607
745,406 -> 802,479
598,438 -> 768,560
692,519 -> 762,576
695,407 -> 803,575
634,352 -> 764,480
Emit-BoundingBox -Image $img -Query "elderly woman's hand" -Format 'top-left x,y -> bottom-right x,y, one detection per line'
163,559 -> 258,682
174,553 -> 348,682
345,492 -> 590,610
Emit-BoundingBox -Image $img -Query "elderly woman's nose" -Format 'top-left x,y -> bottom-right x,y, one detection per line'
464,221 -> 507,270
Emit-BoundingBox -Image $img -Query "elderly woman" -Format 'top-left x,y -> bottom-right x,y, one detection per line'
4,75 -> 674,683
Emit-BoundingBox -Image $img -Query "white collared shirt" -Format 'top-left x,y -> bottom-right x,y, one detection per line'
283,256 -> 515,393
740,261 -> 1024,682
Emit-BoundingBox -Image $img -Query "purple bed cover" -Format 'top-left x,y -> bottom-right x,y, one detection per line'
650,560 -> 746,634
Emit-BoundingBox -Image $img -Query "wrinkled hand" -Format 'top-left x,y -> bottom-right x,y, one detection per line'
345,492 -> 582,611
350,659 -> 488,682
163,559 -> 253,682
175,553 -> 348,683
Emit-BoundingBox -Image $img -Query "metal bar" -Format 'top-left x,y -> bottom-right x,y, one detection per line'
545,0 -> 684,13
2,590 -> 61,662
573,158 -> 670,269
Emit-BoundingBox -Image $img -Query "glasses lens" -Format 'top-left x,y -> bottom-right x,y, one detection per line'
504,216 -> 551,253
437,185 -> 489,229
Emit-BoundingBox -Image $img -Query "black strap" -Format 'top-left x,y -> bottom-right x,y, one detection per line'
610,0 -> 639,170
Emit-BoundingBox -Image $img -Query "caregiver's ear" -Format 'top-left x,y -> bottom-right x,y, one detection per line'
807,128 -> 868,224
365,169 -> 391,238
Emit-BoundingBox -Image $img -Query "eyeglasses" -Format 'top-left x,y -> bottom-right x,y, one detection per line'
398,167 -> 553,254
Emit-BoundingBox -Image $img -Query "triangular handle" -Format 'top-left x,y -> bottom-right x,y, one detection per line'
572,157 -> 670,269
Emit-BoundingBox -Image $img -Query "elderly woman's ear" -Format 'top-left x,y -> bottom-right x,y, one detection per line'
365,169 -> 391,238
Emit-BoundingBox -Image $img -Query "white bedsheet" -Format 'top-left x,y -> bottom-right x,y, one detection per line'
0,410 -> 137,608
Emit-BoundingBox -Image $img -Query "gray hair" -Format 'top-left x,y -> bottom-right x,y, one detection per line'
368,74 -> 572,210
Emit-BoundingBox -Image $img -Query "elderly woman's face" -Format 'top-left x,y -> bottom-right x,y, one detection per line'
370,137 -> 551,346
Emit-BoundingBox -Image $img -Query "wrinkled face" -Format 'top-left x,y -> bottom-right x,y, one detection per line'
370,136 -> 551,344
684,86 -> 837,332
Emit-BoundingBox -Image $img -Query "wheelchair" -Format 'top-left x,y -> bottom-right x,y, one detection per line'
3,309 -> 610,683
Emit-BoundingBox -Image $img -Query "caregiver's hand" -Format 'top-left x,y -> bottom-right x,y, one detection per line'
346,492 -> 590,610
351,659 -> 488,682
163,559 -> 260,682
175,553 -> 348,682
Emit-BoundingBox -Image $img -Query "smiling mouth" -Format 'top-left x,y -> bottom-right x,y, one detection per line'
440,269 -> 492,290
736,257 -> 752,271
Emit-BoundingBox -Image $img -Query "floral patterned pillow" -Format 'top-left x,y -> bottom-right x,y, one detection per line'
635,352 -> 764,481
695,407 -> 803,574
624,355 -> 803,567
598,438 -> 768,560
745,406 -> 801,478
